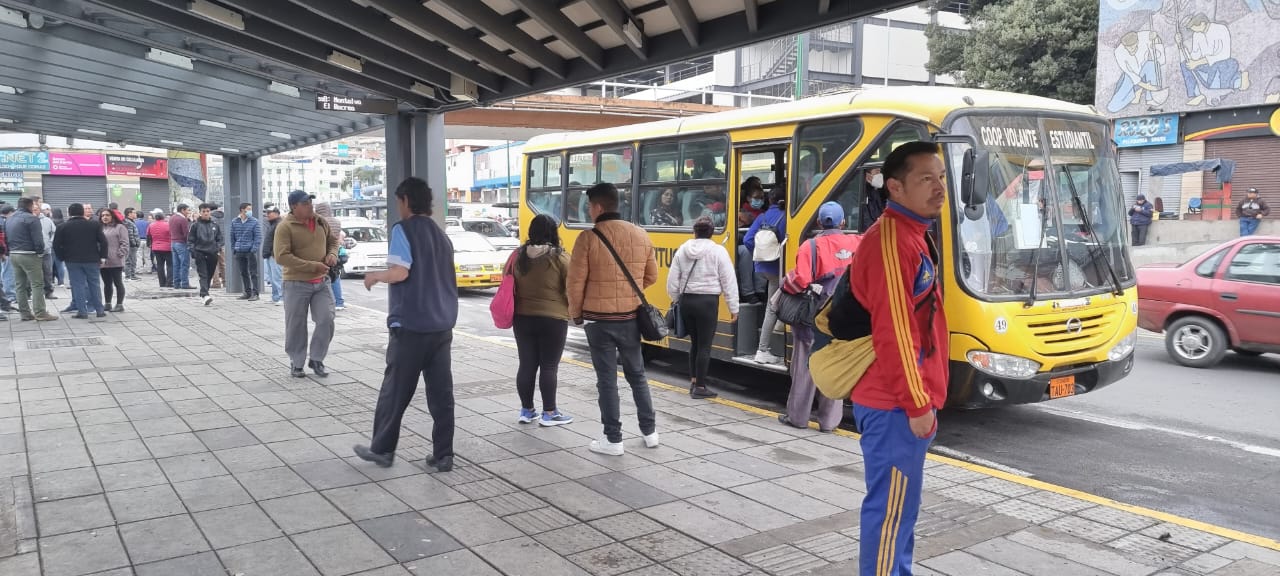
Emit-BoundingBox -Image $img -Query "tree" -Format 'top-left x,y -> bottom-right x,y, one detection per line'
926,0 -> 1099,105
341,165 -> 383,192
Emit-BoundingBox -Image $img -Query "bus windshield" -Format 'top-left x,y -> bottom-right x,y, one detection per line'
947,114 -> 1134,301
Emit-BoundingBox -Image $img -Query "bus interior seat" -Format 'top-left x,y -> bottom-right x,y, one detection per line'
641,189 -> 660,225
681,189 -> 701,223
577,192 -> 588,222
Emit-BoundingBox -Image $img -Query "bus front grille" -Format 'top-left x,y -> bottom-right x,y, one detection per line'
1017,304 -> 1123,357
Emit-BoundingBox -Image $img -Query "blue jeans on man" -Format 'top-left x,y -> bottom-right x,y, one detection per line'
264,257 -> 284,303
65,262 -> 104,316
1,258 -> 16,304
1240,217 -> 1261,236
1182,58 -> 1242,98
331,274 -> 344,308
171,242 -> 191,288
1107,60 -> 1160,114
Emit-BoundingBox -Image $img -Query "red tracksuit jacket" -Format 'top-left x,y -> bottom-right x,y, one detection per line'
849,202 -> 948,417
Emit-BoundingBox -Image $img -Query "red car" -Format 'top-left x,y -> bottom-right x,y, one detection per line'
1137,236 -> 1280,368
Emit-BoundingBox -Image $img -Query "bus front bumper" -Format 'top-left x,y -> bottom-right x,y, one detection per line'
946,352 -> 1134,409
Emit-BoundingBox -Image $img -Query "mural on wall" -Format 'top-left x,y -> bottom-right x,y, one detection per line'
1096,0 -> 1280,117
167,150 -> 207,202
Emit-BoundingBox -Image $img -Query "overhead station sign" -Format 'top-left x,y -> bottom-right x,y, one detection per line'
315,94 -> 397,115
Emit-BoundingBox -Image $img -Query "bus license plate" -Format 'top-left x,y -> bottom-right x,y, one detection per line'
1049,376 -> 1076,399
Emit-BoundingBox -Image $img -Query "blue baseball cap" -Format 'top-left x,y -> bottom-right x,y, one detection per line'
818,201 -> 845,228
287,190 -> 315,206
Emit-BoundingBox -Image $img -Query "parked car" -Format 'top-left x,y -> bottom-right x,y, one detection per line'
1137,236 -> 1280,368
448,231 -> 510,289
338,217 -> 389,277
460,217 -> 519,250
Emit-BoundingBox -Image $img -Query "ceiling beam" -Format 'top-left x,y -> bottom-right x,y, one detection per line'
364,0 -> 532,87
509,0 -> 604,70
275,0 -> 505,93
744,0 -> 759,33
666,0 -> 699,48
432,0 -> 567,79
583,0 -> 646,59
81,0 -> 436,108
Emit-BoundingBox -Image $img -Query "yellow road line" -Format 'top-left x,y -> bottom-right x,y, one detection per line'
447,329 -> 1277,551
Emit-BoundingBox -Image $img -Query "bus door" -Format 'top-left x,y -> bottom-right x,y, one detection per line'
730,143 -> 790,360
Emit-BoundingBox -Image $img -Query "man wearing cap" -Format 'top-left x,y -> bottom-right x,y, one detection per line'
275,190 -> 339,378
777,201 -> 862,433
1237,187 -> 1270,236
1128,194 -> 1154,246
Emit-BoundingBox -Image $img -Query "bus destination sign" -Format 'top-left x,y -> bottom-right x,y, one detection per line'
315,94 -> 397,114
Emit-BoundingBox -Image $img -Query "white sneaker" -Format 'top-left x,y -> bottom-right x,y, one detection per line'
589,438 -> 624,456
202,296 -> 213,306
754,350 -> 783,365
273,300 -> 282,306
335,305 -> 346,311
643,432 -> 660,448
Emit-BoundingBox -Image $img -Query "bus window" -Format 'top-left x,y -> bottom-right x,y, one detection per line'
600,148 -> 633,184
641,142 -> 679,182
569,152 -> 597,184
681,139 -> 726,180
546,155 -> 562,187
792,120 -> 863,211
642,187 -> 684,227
525,154 -> 562,218
564,187 -> 590,224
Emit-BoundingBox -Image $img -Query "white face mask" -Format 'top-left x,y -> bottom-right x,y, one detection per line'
870,173 -> 885,189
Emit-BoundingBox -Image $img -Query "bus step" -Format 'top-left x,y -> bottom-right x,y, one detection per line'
729,355 -> 789,374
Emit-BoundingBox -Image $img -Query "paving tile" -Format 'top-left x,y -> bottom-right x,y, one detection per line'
172,475 -> 254,512
589,512 -> 667,541
156,451 -> 229,483
531,480 -> 631,521
507,506 -> 580,535
26,428 -> 84,451
1139,522 -> 1233,552
24,412 -> 78,431
666,547 -> 753,576
486,431 -> 561,456
292,458 -> 369,489
379,473 -> 469,511
217,537 -> 321,576
401,549 -> 501,576
731,480 -> 844,521
1109,533 -> 1202,566
293,524 -> 396,576
454,477 -> 522,500
294,415 -> 356,436
570,542 -> 653,575
131,416 -> 192,438
182,411 -> 241,432
772,474 -> 862,510
106,484 -> 187,523
193,504 -> 284,549
688,490 -> 802,532
36,494 -> 115,536
1215,541 -> 1280,566
423,502 -> 524,546
260,492 -> 351,534
704,451 -> 800,480
358,511 -> 464,562
665,458 -> 760,488
740,544 -> 827,576
483,457 -> 570,489
922,550 -> 1026,576
31,466 -> 102,501
476,491 -> 549,517
527,449 -> 613,479
122,402 -> 177,421
29,444 -> 93,473
37,526 -> 131,576
579,472 -> 678,509
134,551 -> 227,576
119,514 -> 211,564
98,459 -> 166,491
87,438 -> 152,465
793,532 -> 857,562
626,529 -> 707,562
72,407 -> 129,426
536,523 -> 617,556
473,536 -> 591,576
0,554 -> 41,576
235,465 -> 315,500
1042,514 -> 1129,544
214,444 -> 286,473
968,536 -> 1106,576
639,502 -> 756,546
322,483 -> 411,521
1008,526 -> 1161,576
246,420 -> 310,443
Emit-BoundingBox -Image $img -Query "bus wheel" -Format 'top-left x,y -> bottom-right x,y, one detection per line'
1165,316 -> 1227,368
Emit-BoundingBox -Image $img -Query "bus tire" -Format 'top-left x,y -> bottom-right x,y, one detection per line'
1165,316 -> 1227,368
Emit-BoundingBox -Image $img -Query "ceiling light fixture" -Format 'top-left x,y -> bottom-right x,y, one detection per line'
77,128 -> 107,136
269,131 -> 291,139
409,82 -> 434,98
187,0 -> 244,30
99,102 -> 137,114
0,7 -> 28,28
0,118 -> 15,124
146,48 -> 194,70
0,84 -> 18,95
199,119 -> 227,129
220,147 -> 240,153
327,51 -> 363,73
622,18 -> 645,49
161,139 -> 184,146
268,81 -> 300,98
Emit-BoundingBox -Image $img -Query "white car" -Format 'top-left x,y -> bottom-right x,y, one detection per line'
339,217 -> 389,277
460,217 -> 519,250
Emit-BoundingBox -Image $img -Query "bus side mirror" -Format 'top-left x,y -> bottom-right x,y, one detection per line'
960,149 -> 990,207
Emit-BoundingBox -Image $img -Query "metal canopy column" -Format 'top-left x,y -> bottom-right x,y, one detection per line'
222,155 -> 262,295
383,112 -> 446,227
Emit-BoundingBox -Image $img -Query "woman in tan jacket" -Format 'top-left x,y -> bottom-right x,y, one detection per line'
512,214 -> 573,426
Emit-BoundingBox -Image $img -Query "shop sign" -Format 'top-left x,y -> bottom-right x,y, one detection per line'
106,154 -> 168,178
0,150 -> 49,171
49,152 -> 107,176
1113,115 -> 1179,148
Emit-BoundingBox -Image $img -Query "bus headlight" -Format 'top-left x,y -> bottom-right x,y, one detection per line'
1108,329 -> 1137,361
966,351 -> 1040,379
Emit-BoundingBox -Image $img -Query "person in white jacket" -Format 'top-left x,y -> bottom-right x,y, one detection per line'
667,217 -> 739,399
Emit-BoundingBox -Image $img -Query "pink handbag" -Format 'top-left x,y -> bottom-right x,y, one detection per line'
490,250 -> 518,329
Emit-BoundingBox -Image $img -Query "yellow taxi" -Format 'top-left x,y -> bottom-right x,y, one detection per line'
448,231 -> 511,289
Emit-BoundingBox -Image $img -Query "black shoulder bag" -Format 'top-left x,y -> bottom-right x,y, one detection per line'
592,229 -> 669,342
775,238 -> 823,327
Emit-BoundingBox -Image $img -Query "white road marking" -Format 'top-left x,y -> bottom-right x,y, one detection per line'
931,445 -> 1034,477
1032,404 -> 1280,459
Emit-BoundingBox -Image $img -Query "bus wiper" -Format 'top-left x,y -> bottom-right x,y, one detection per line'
1024,202 -> 1051,308
1061,166 -> 1123,297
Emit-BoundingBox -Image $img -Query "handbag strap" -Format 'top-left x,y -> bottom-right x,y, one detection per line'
679,256 -> 698,295
808,238 -> 818,280
591,228 -> 650,306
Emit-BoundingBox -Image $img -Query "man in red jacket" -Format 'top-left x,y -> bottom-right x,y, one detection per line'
850,141 -> 948,576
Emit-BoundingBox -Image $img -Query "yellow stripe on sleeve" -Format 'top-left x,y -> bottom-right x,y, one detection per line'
879,220 -> 928,408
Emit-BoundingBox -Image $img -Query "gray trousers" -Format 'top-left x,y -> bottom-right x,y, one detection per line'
584,320 -> 656,443
786,326 -> 844,431
283,279 -> 335,368
756,273 -> 781,353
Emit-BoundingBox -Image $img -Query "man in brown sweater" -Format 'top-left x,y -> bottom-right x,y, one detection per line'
567,183 -> 659,456
275,191 -> 340,378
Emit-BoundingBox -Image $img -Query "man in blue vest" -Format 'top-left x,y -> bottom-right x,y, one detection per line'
353,177 -> 459,472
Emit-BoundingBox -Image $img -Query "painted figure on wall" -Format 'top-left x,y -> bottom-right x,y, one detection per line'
1108,30 -> 1170,113
1177,13 -> 1250,106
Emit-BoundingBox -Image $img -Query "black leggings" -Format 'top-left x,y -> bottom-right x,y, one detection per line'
680,293 -> 721,385
101,267 -> 125,305
153,250 -> 172,287
512,315 -> 568,411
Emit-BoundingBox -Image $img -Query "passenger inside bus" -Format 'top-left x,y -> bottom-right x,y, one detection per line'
646,187 -> 682,227
738,177 -> 767,227
695,184 -> 728,227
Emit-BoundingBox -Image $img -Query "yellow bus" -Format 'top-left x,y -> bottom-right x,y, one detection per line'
520,86 -> 1138,408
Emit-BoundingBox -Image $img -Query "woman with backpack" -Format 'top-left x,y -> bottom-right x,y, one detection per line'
744,186 -> 787,365
512,214 -> 573,426
668,217 -> 739,399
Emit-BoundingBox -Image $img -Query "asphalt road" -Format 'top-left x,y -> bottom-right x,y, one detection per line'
340,279 -> 1280,540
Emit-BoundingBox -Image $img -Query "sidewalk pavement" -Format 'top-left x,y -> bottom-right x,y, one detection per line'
1,290 -> 1278,576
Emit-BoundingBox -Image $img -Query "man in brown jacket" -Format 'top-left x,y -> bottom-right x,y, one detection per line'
275,191 -> 340,378
568,183 -> 660,456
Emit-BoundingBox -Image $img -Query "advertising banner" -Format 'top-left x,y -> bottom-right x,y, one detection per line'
1113,114 -> 1180,147
168,150 -> 207,201
0,171 -> 23,193
0,150 -> 50,171
49,152 -> 108,176
106,154 -> 168,178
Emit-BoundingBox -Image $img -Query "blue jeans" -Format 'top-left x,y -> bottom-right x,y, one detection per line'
1241,217 -> 1261,236
583,320 -> 656,443
171,242 -> 190,287
1182,58 -> 1241,97
1107,60 -> 1160,114
65,262 -> 104,315
854,404 -> 933,576
2,258 -> 15,302
52,253 -> 66,285
331,275 -> 344,307
265,257 -> 283,302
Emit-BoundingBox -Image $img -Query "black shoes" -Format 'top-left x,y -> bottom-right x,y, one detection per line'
96,311 -> 107,318
248,294 -> 260,301
290,366 -> 305,378
352,445 -> 394,468
112,305 -> 125,313
72,313 -> 88,320
237,293 -> 252,300
426,455 -> 454,473
308,360 -> 328,377
690,385 -> 718,399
